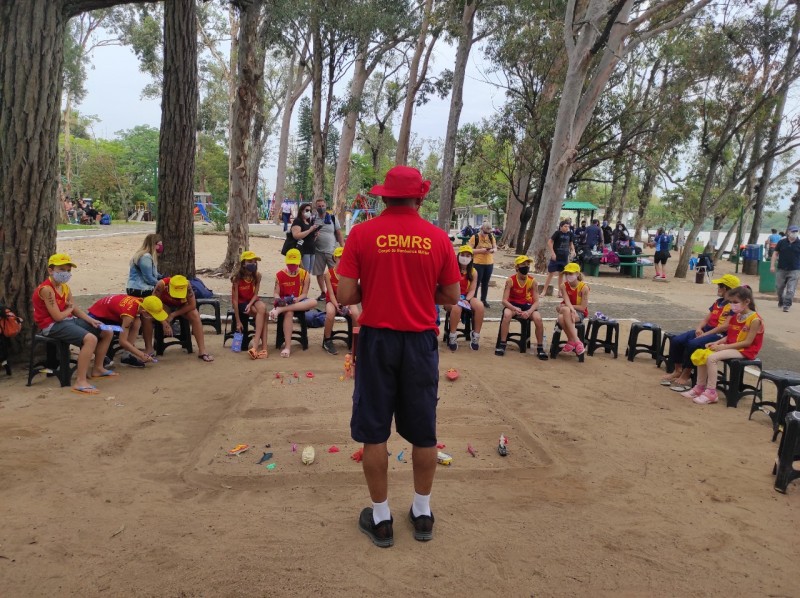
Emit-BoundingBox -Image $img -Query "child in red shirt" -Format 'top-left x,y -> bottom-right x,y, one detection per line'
496,255 -> 548,359
231,250 -> 268,359
443,245 -> 485,351
270,248 -> 317,357
557,262 -> 590,356
683,286 -> 764,405
322,246 -> 360,355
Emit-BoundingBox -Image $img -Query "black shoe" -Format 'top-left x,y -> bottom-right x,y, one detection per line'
409,508 -> 434,542
482,301 -> 490,309
358,508 -> 393,548
495,342 -> 506,356
317,293 -> 326,301
121,355 -> 146,368
322,339 -> 338,355
536,347 -> 549,360
103,356 -> 114,369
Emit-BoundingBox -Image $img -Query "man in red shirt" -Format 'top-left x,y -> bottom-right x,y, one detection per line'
88,294 -> 168,368
337,165 -> 460,547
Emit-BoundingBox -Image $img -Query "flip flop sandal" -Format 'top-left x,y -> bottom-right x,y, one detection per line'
670,384 -> 692,392
248,347 -> 259,360
257,350 -> 269,359
280,349 -> 290,358
660,377 -> 676,386
198,353 -> 214,362
90,370 -> 119,379
72,385 -> 99,395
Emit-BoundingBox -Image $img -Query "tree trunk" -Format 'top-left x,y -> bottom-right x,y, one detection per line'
437,0 -> 477,231
332,47 -> 370,220
703,213 -> 725,254
310,13 -> 326,201
634,163 -> 657,240
714,214 -> 742,262
616,156 -> 634,225
63,91 -> 73,201
156,0 -> 198,278
674,220 -> 705,279
0,0 -> 65,341
274,51 -> 311,211
246,23 -> 268,225
221,1 -> 260,273
788,181 -> 800,230
748,3 -> 799,243
396,0 -> 434,164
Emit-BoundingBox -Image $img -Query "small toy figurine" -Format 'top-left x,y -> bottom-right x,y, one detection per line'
342,353 -> 354,380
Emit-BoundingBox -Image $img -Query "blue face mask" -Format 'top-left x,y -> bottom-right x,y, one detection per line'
244,263 -> 257,273
52,271 -> 72,284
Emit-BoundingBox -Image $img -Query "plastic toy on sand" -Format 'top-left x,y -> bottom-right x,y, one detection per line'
228,444 -> 249,456
445,368 -> 459,381
301,445 -> 315,465
437,451 -> 453,466
497,434 -> 509,457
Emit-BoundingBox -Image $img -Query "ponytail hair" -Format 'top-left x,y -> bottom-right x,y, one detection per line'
727,285 -> 756,310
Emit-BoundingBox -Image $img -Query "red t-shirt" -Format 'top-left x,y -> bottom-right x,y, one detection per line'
89,294 -> 141,322
32,279 -> 70,330
157,276 -> 194,308
235,276 -> 257,303
326,267 -> 340,304
276,269 -> 307,299
337,206 -> 460,332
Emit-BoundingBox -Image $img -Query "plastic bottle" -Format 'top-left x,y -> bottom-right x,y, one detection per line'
542,333 -> 547,352
231,331 -> 243,352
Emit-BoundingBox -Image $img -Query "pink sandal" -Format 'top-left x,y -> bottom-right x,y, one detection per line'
562,342 -> 575,353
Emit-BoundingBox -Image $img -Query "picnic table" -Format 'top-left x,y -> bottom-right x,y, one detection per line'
582,254 -> 654,278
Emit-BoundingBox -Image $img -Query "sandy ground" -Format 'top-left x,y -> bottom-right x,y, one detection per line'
1,222 -> 798,597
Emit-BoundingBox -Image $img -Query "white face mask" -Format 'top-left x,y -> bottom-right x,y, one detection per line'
729,303 -> 744,314
566,274 -> 578,283
458,256 -> 472,266
52,271 -> 72,284
789,232 -> 798,241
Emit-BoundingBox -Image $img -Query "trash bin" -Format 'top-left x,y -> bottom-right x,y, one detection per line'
743,259 -> 759,275
758,260 -> 775,293
743,244 -> 764,261
695,266 -> 706,284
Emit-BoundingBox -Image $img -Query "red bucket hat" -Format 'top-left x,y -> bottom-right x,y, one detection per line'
368,165 -> 431,199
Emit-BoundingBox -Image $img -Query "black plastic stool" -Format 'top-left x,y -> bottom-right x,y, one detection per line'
223,308 -> 255,348
626,322 -> 662,362
329,313 -> 354,350
773,411 -> 800,493
443,308 -> 473,343
154,315 -> 193,355
495,316 -> 531,354
27,332 -> 76,387
1,336 -> 11,376
769,385 -> 800,443
718,358 -> 762,408
197,297 -> 222,335
585,317 -> 619,358
749,370 -> 800,435
656,332 -> 677,373
275,312 -> 309,351
550,321 -> 586,362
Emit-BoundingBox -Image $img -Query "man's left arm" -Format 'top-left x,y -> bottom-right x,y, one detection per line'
337,276 -> 361,305
335,219 -> 344,246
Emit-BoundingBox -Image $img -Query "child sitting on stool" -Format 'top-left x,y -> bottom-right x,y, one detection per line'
270,248 -> 317,358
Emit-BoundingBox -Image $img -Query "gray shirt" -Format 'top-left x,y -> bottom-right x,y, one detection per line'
314,212 -> 339,254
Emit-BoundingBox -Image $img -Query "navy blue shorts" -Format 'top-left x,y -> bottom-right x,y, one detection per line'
548,259 -> 567,273
350,326 -> 439,447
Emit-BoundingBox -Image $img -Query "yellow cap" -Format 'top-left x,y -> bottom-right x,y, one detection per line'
563,262 -> 580,273
458,245 -> 474,254
240,250 -> 261,262
691,348 -> 713,366
333,247 -> 344,258
169,274 -> 189,299
514,255 -> 532,266
141,295 -> 168,321
285,248 -> 302,265
48,253 -> 77,268
711,274 -> 740,289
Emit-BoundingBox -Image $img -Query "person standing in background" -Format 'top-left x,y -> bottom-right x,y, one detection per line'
771,224 -> 800,313
470,222 -> 496,308
281,198 -> 293,232
311,197 -> 344,302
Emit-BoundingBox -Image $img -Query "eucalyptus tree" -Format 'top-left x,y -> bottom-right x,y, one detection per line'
529,0 -> 713,266
1,0 -> 150,341
331,0 -> 415,219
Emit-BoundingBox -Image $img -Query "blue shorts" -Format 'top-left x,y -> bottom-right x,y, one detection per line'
548,259 -> 567,273
350,326 -> 439,447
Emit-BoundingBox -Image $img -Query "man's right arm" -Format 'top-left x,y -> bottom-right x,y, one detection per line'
435,282 -> 459,306
771,246 -> 779,272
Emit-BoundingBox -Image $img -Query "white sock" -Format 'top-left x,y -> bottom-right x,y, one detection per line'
448,333 -> 457,343
372,499 -> 390,524
411,492 -> 431,518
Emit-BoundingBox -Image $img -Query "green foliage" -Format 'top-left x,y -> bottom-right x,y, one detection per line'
209,206 -> 228,232
195,133 -> 229,203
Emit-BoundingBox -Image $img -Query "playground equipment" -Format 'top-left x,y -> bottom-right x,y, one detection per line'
131,201 -> 147,222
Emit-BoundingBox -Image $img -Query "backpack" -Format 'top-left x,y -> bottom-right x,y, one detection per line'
472,233 -> 493,248
0,305 -> 23,338
304,309 -> 327,328
281,231 -> 299,256
189,277 -> 214,299
99,213 -> 111,225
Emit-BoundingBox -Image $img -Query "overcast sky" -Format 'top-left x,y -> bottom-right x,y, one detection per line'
79,39 -> 505,195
